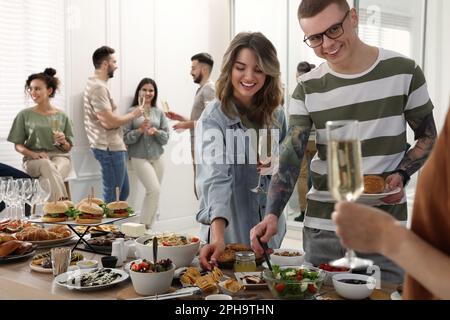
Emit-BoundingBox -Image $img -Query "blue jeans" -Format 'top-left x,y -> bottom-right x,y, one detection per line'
92,149 -> 129,203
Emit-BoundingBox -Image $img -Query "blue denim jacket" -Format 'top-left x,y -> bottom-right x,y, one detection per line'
195,100 -> 287,247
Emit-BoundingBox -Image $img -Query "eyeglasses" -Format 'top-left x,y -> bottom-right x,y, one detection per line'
303,10 -> 350,48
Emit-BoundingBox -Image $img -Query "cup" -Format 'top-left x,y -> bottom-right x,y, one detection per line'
101,256 -> 118,268
205,294 -> 232,300
124,240 -> 137,259
111,241 -> 124,267
51,247 -> 71,277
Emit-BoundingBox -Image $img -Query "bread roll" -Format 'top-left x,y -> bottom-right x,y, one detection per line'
0,240 -> 22,257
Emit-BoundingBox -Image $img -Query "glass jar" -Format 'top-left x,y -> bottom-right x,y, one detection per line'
234,251 -> 257,272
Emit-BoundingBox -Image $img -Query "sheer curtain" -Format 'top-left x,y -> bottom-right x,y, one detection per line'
0,0 -> 65,168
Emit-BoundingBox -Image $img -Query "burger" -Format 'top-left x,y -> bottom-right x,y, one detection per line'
42,202 -> 69,222
76,202 -> 104,224
106,201 -> 132,218
62,200 -> 75,209
76,197 -> 104,209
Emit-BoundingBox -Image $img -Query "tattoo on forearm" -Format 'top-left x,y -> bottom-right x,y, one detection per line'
400,113 -> 437,176
267,125 -> 310,215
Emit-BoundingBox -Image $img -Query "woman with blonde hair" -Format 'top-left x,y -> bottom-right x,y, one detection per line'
196,32 -> 287,270
8,68 -> 73,201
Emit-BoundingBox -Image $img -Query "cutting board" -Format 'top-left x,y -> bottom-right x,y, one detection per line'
116,286 -> 177,300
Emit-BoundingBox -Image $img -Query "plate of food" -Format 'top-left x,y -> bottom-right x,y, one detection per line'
0,250 -> 36,263
15,225 -> 75,247
29,251 -> 84,273
234,272 -> 267,289
360,187 -> 401,200
360,175 -> 401,200
55,267 -> 129,291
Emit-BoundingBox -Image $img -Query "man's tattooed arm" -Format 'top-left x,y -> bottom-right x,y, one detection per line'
398,113 -> 437,177
266,124 -> 311,217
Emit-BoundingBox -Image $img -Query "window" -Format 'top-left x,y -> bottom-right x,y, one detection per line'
357,0 -> 426,64
0,0 -> 65,168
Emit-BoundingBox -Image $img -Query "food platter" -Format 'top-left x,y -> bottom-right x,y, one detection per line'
28,234 -> 75,247
360,187 -> 401,200
234,272 -> 267,289
55,268 -> 129,291
0,250 -> 36,264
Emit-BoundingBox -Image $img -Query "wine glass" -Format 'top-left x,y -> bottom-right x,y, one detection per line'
18,178 -> 33,220
326,120 -> 373,269
250,130 -> 272,194
50,115 -> 61,146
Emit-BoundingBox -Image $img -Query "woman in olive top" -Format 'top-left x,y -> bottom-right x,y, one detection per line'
123,78 -> 169,229
8,68 -> 74,201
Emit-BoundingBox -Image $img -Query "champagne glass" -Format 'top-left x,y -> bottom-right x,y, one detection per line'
326,120 -> 373,269
161,101 -> 170,113
50,115 -> 61,146
250,130 -> 272,193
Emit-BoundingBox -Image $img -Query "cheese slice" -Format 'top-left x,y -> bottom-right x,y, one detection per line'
120,222 -> 146,237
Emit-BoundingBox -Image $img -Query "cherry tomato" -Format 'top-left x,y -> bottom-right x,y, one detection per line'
307,284 -> 317,294
275,283 -> 286,293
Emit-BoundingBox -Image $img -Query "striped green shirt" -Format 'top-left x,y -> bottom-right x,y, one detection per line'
288,48 -> 433,231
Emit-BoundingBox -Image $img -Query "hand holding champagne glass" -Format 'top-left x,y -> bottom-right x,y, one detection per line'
250,130 -> 272,193
50,115 -> 61,146
326,120 -> 373,269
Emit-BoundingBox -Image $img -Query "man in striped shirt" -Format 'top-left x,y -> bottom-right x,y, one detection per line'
251,0 -> 436,284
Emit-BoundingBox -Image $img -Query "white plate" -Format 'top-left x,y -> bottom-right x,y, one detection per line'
360,187 -> 401,200
30,263 -> 53,274
54,268 -> 129,291
234,272 -> 267,289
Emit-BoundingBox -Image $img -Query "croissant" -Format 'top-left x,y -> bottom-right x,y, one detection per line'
15,228 -> 59,241
48,225 -> 72,238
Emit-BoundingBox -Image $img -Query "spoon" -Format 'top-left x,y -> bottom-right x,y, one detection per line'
257,235 -> 272,271
152,236 -> 158,264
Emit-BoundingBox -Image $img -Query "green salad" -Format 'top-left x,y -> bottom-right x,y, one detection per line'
267,265 -> 323,299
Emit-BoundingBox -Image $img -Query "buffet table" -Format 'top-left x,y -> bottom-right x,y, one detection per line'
0,247 -> 398,300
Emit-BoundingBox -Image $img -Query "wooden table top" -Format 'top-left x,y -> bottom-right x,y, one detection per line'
0,247 -> 398,300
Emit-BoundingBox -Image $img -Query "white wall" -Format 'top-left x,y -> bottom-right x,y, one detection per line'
424,0 -> 450,132
65,0 -> 230,231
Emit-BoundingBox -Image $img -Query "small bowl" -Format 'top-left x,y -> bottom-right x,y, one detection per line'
101,256 -> 118,268
77,259 -> 98,269
205,294 -> 232,300
332,273 -> 376,300
270,248 -> 305,266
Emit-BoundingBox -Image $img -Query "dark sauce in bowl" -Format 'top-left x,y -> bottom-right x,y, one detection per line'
339,279 -> 367,285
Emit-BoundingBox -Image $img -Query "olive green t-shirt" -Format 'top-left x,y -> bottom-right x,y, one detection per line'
7,107 -> 74,155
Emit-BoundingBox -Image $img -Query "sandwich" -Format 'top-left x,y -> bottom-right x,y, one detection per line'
106,201 -> 133,218
76,197 -> 104,209
42,202 -> 69,222
75,202 -> 104,224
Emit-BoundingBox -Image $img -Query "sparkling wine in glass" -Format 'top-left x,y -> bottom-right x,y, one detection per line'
250,130 -> 272,194
50,115 -> 61,146
326,120 -> 373,269
161,101 -> 170,113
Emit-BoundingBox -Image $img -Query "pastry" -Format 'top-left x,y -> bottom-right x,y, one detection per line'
363,175 -> 385,194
